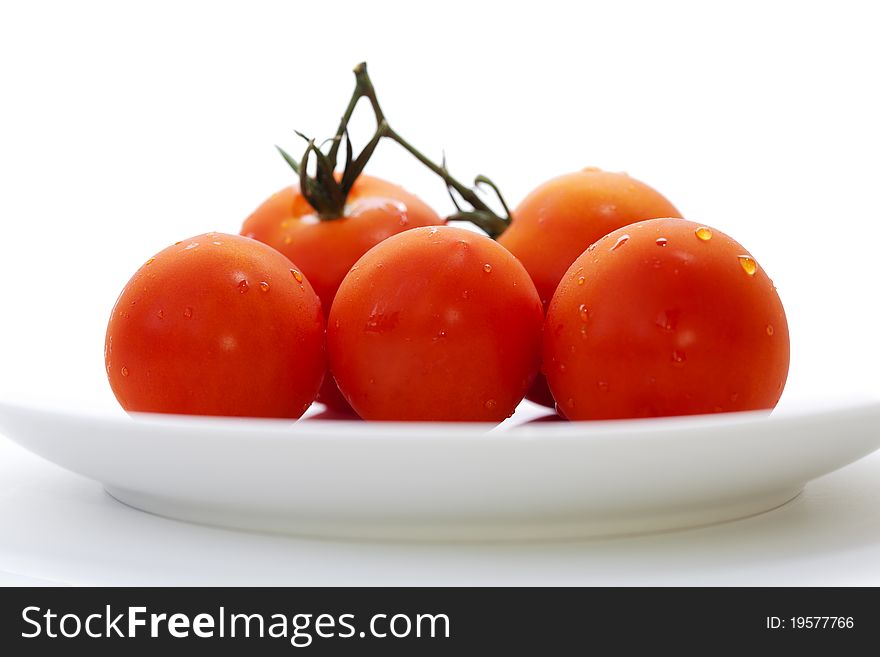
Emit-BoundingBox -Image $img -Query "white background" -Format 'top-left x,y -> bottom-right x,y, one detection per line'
1,0 -> 879,406
1,1 -> 879,584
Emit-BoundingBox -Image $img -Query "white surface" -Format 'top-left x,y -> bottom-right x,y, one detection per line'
1,1 -> 880,583
1,399 -> 879,543
4,430 -> 880,586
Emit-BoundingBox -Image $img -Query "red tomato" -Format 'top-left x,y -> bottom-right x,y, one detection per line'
544,218 -> 789,420
242,174 -> 443,411
105,233 -> 325,418
497,168 -> 683,407
327,226 -> 544,421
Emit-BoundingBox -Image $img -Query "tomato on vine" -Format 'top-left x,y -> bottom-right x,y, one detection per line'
241,65 -> 451,411
242,175 -> 442,311
103,62 -> 792,426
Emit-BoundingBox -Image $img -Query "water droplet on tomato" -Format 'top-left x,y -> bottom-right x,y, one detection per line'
398,216 -> 409,226
766,324 -> 774,336
259,281 -> 270,292
156,309 -> 164,319
212,240 -> 222,246
577,276 -> 585,286
185,242 -> 199,250
597,381 -> 609,392
484,399 -> 497,410
238,280 -> 249,293
738,255 -> 758,275
145,258 -> 155,266
655,309 -> 680,331
656,237 -> 668,247
610,234 -> 630,251
290,269 -> 303,283
284,236 -> 292,245
730,392 -> 739,403
672,349 -> 687,366
121,366 -> 129,377
578,304 -> 589,322
566,397 -> 575,408
461,289 -> 470,300
183,307 -> 193,319
174,240 -> 182,246
695,226 -> 712,241
483,263 -> 492,273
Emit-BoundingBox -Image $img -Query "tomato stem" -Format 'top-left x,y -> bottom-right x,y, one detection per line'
351,64 -> 512,238
277,63 -> 513,236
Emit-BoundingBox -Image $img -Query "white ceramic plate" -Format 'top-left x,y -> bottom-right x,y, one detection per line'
0,399 -> 878,541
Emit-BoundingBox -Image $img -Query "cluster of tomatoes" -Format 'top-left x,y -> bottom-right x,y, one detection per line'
104,66 -> 789,423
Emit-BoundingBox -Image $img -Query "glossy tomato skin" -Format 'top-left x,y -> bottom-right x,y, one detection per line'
105,233 -> 325,418
544,218 -> 789,420
499,168 -> 682,407
241,174 -> 444,411
328,226 -> 544,422
499,169 -> 682,310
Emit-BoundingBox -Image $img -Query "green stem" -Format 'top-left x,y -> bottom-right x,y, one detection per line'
327,63 -> 371,163
352,64 -> 511,238
277,62 -> 513,236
